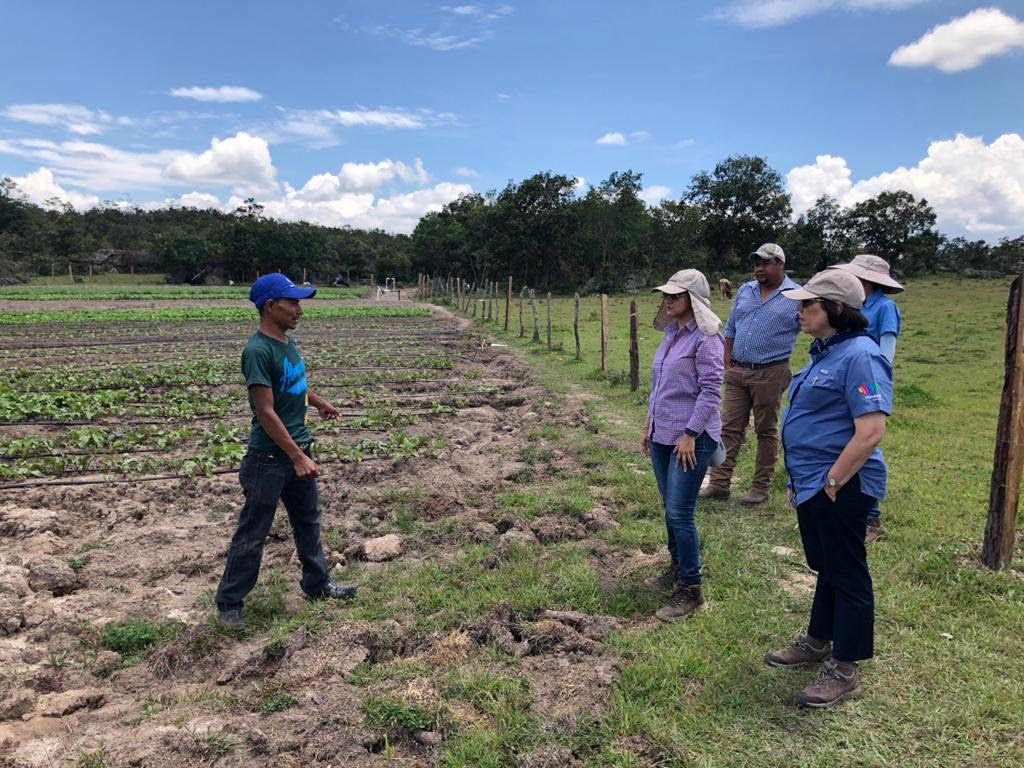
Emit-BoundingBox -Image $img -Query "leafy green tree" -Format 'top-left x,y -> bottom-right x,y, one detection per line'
685,155 -> 791,274
843,191 -> 941,275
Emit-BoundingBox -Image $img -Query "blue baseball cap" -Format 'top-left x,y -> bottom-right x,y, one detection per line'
249,273 -> 316,308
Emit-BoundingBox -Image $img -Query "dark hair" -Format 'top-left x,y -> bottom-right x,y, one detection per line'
821,298 -> 868,331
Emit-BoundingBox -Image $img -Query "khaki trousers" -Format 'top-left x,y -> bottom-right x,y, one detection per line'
707,362 -> 792,492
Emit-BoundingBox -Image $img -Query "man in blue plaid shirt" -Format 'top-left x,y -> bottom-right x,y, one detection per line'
700,244 -> 800,504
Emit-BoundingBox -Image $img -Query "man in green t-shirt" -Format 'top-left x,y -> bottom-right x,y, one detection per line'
215,273 -> 357,626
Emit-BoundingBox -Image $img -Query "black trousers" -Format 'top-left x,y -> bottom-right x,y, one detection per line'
797,475 -> 874,662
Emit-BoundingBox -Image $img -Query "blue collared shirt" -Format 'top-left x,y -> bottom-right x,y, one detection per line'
724,276 -> 801,364
861,290 -> 901,345
781,334 -> 892,505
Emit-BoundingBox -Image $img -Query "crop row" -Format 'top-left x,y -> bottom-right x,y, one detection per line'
0,305 -> 431,326
0,285 -> 365,301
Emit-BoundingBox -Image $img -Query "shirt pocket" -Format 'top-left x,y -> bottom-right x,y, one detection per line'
797,370 -> 842,409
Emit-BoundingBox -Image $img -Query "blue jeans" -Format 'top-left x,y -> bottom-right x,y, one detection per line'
650,433 -> 717,585
215,447 -> 331,610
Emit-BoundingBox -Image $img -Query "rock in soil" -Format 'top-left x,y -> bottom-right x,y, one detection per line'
0,689 -> 36,721
0,593 -> 25,634
362,534 -> 402,562
26,555 -> 79,596
37,688 -> 105,717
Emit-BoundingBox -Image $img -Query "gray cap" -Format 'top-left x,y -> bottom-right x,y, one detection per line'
831,254 -> 904,294
750,243 -> 785,263
781,269 -> 865,308
651,268 -> 722,336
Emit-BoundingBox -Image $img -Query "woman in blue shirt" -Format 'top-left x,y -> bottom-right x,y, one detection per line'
833,255 -> 903,541
765,269 -> 892,709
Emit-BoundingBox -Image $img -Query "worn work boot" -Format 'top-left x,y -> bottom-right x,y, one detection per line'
796,660 -> 862,708
764,634 -> 832,667
865,519 -> 886,544
644,564 -> 677,591
217,606 -> 244,628
740,488 -> 770,504
655,585 -> 707,622
698,485 -> 730,500
307,581 -> 358,601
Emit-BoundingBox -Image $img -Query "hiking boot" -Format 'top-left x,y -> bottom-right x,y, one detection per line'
655,585 -> 707,622
699,485 -> 730,500
795,660 -> 862,708
644,564 -> 678,591
217,606 -> 243,627
740,488 -> 770,504
308,581 -> 358,601
765,634 -> 832,667
865,519 -> 886,544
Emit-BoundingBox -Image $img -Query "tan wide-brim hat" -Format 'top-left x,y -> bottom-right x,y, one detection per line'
831,254 -> 904,294
652,268 -> 722,336
781,269 -> 865,308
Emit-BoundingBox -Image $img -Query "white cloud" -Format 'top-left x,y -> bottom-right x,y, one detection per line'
786,133 -> 1024,237
496,93 -> 511,101
291,159 -> 429,198
168,86 -> 264,103
714,0 -> 928,28
673,138 -> 696,150
265,107 -> 456,147
373,4 -> 512,50
596,132 -> 628,146
452,166 -> 479,177
373,24 -> 493,50
0,103 -> 133,136
255,180 -> 473,234
169,191 -> 223,210
164,132 -> 276,189
0,137 -> 175,190
639,185 -> 672,207
889,8 -> 1024,73
8,167 -> 100,209
631,130 -> 651,142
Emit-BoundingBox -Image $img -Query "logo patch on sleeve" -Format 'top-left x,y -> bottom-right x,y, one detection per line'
857,383 -> 879,396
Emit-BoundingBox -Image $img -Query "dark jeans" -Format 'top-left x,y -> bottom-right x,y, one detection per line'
215,447 -> 330,610
650,433 -> 717,585
797,474 -> 874,662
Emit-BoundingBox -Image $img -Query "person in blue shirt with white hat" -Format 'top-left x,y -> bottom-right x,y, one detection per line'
832,254 -> 903,542
215,273 -> 357,627
764,268 -> 892,708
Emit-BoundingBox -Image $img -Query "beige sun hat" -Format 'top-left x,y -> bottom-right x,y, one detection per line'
750,243 -> 786,263
831,254 -> 904,294
781,269 -> 865,308
652,269 -> 722,336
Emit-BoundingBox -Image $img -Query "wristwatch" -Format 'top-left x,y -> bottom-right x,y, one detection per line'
826,476 -> 839,489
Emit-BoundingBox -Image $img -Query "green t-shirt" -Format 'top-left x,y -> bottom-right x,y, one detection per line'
241,331 -> 312,452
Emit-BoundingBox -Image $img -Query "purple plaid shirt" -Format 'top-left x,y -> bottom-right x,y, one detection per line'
647,318 -> 724,445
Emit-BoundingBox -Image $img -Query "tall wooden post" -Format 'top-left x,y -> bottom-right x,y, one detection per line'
530,289 -> 541,343
574,293 -> 581,361
600,294 -> 609,373
505,276 -> 512,332
983,275 -> 1024,569
519,288 -> 526,338
302,267 -> 307,284
546,292 -> 553,351
68,263 -> 73,282
629,299 -> 639,391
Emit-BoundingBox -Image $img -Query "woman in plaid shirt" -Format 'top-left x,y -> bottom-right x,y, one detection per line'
642,269 -> 725,621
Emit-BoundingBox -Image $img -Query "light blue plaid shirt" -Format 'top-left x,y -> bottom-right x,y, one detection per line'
724,276 -> 801,364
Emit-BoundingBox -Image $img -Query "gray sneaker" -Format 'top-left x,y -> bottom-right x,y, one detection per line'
644,564 -> 677,591
308,581 -> 358,601
765,634 -> 832,667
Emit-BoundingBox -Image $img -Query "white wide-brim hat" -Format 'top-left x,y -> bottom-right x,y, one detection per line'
652,269 -> 722,336
831,254 -> 904,294
781,268 -> 865,308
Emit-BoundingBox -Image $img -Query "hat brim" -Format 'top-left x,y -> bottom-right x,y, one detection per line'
651,284 -> 686,295
780,287 -> 819,301
276,286 -> 317,301
832,264 -> 904,293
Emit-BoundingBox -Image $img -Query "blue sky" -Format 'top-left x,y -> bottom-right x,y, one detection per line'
1,1 -> 1022,237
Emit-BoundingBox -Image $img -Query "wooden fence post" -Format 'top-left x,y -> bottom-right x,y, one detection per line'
574,293 -> 581,361
600,294 -> 609,373
546,292 -> 553,351
629,299 -> 639,391
530,289 -> 541,342
983,274 -> 1024,569
519,288 -> 526,338
505,276 -> 512,332
68,263 -> 73,282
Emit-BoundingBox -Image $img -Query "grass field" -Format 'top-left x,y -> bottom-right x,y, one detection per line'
0,276 -> 1020,766
425,275 -> 1023,766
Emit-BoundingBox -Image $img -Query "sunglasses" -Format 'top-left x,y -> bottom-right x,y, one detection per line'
799,298 -> 823,309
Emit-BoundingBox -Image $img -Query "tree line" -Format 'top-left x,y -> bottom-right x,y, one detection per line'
2,155 -> 1022,290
